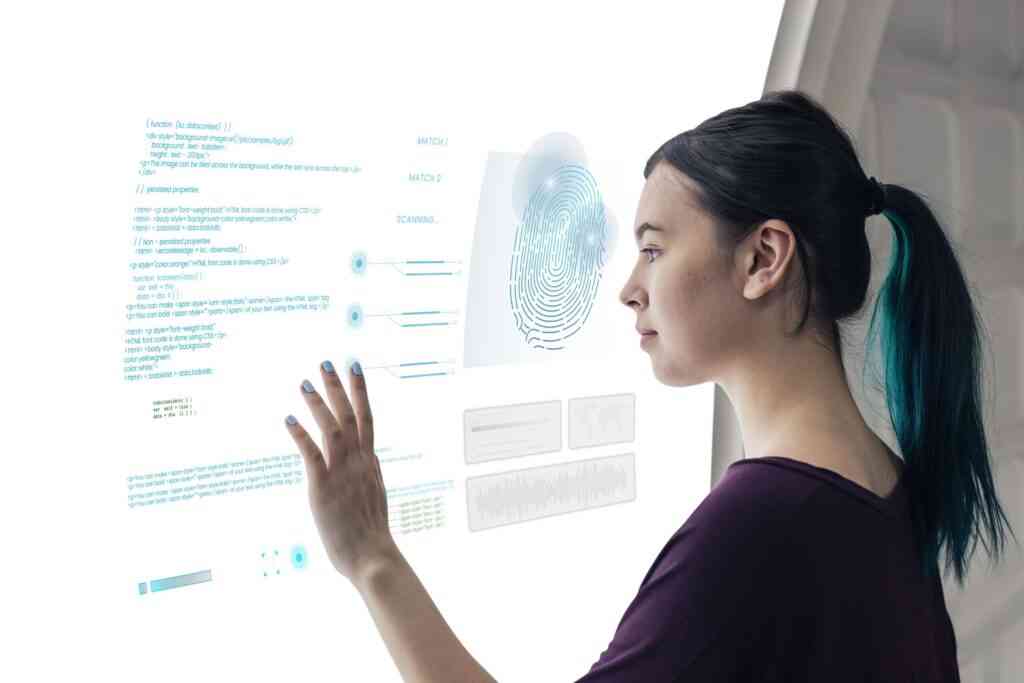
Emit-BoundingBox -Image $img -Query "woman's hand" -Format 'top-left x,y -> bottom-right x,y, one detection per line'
284,360 -> 398,587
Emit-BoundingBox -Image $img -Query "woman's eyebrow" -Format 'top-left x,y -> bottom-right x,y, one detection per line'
634,222 -> 665,243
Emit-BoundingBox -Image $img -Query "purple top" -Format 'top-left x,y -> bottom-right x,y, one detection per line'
574,456 -> 960,682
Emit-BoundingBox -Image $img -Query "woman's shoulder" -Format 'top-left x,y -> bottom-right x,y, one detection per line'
654,459 -> 828,567
634,458 -> 828,598
723,454 -> 908,517
691,456 -> 829,529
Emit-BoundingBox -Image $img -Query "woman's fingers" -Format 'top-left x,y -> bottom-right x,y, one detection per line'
300,376 -> 348,466
346,361 -> 375,454
294,361 -> 371,473
284,415 -> 326,485
318,361 -> 360,449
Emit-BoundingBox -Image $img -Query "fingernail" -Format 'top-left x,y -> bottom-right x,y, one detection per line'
286,415 -> 297,425
351,361 -> 363,376
321,360 -> 335,373
301,379 -> 315,393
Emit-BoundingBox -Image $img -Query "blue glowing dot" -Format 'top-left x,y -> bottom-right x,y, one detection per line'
346,304 -> 364,330
291,544 -> 309,570
351,250 -> 368,275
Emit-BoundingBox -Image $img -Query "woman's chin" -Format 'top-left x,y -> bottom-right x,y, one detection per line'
650,357 -> 700,388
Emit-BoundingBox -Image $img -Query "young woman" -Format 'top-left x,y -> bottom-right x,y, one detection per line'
285,90 -> 1017,682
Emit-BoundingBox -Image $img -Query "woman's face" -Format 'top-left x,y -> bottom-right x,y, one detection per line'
618,162 -> 752,387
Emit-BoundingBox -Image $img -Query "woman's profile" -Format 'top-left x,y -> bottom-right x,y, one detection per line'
285,89 -> 1018,682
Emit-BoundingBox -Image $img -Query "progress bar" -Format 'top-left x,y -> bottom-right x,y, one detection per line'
138,569 -> 213,595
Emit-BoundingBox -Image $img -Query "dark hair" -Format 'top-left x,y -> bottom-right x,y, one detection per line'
645,88 -> 1016,586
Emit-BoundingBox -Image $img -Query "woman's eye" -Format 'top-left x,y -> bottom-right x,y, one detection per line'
640,248 -> 661,263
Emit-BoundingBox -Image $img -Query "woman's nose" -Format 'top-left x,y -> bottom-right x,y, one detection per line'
619,275 -> 645,309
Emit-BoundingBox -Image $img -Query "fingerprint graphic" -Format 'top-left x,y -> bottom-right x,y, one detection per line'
508,165 -> 609,350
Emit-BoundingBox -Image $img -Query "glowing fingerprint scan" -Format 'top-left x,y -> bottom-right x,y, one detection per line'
464,135 -> 620,367
508,164 -> 611,350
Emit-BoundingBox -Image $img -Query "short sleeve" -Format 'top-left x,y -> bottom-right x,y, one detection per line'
572,468 -> 815,682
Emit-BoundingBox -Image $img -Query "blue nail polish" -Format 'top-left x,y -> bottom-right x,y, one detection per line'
286,415 -> 297,425
302,380 -> 315,393
351,361 -> 363,376
322,360 -> 335,373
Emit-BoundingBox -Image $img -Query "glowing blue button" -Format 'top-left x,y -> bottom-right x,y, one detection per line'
291,544 -> 308,570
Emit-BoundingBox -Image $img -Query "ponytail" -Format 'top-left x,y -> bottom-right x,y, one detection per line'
863,186 -> 1018,585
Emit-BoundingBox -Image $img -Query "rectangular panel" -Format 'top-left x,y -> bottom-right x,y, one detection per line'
466,452 -> 636,531
568,392 -> 636,449
463,400 -> 561,464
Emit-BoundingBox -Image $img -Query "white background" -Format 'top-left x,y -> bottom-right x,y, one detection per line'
1,1 -> 784,680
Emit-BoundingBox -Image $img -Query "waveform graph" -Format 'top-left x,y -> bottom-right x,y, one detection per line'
464,137 -> 620,368
465,453 -> 636,532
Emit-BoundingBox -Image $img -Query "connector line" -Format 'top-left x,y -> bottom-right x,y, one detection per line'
364,309 -> 460,328
356,359 -> 456,380
367,259 -> 463,277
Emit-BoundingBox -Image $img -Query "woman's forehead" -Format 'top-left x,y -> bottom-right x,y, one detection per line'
637,166 -> 704,231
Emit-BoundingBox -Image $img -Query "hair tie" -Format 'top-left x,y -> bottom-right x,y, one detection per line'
866,176 -> 887,217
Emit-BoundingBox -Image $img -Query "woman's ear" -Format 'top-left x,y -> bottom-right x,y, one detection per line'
738,219 -> 797,301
